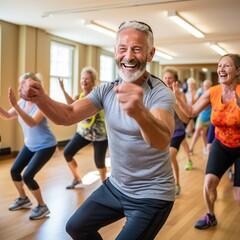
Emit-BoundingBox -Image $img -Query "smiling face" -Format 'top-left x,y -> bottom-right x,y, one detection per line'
163,71 -> 176,90
80,72 -> 94,92
217,56 -> 238,84
114,28 -> 154,83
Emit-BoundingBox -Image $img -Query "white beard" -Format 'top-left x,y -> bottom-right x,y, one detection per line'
118,67 -> 146,83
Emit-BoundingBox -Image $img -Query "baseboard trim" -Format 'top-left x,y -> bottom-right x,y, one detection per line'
0,150 -> 18,160
0,140 -> 70,160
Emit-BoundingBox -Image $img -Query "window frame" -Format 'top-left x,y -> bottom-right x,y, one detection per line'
49,40 -> 75,103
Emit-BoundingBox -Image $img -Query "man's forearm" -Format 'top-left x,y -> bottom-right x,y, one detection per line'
36,94 -> 74,125
134,108 -> 174,150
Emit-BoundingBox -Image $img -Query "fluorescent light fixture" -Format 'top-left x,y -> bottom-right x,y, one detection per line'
86,21 -> 116,38
155,50 -> 173,60
210,42 -> 227,55
167,10 -> 205,38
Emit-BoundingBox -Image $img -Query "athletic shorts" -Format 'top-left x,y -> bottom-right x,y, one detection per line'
170,135 -> 185,151
206,138 -> 240,186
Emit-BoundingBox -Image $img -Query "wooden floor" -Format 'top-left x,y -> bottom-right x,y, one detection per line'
0,138 -> 239,240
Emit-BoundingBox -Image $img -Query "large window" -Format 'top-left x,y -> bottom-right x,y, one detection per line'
100,54 -> 115,83
50,41 -> 74,103
0,25 -> 1,95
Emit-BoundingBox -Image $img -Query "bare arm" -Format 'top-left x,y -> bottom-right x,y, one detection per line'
115,82 -> 174,150
8,88 -> 44,127
173,82 -> 210,118
19,79 -> 98,126
59,78 -> 75,104
0,106 -> 17,120
236,91 -> 240,109
174,92 -> 189,124
135,107 -> 175,150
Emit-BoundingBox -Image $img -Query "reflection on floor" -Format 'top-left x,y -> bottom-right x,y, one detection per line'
82,157 -> 111,185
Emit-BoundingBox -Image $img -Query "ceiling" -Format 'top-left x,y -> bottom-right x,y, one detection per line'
1,0 -> 240,65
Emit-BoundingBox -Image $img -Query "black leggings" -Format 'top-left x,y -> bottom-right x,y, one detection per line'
10,144 -> 56,190
63,133 -> 108,169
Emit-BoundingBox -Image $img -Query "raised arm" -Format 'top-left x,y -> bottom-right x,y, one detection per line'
19,78 -> 98,126
0,88 -> 18,120
59,78 -> 75,104
138,107 -> 175,150
114,82 -> 174,150
0,106 -> 17,120
174,92 -> 189,124
8,87 -> 44,127
172,81 -> 210,118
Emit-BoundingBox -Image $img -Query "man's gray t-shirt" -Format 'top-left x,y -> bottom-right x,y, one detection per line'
87,74 -> 175,201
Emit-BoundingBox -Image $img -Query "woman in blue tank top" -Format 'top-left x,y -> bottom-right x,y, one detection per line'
0,72 -> 57,220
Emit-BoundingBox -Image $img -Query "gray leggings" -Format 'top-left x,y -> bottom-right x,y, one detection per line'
10,144 -> 56,190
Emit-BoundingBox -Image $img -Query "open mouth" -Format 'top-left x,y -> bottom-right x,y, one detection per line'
121,60 -> 138,69
220,73 -> 227,77
122,63 -> 137,68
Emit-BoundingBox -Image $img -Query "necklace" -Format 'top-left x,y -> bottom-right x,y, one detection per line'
78,93 -> 96,129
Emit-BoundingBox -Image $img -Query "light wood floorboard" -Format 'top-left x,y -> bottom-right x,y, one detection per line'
0,138 -> 239,240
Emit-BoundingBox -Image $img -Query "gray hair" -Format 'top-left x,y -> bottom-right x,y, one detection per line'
187,77 -> 196,85
116,21 -> 154,52
81,67 -> 98,83
20,72 -> 41,83
203,79 -> 212,88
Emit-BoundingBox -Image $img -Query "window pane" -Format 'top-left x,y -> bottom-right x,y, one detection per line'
50,41 -> 74,102
100,54 -> 115,82
49,77 -> 71,103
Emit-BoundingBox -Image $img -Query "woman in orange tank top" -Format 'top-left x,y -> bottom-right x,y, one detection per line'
173,53 -> 240,230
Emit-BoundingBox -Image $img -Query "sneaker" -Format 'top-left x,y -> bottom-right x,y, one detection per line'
29,205 -> 50,220
184,160 -> 193,170
175,184 -> 181,197
203,147 -> 208,156
66,179 -> 82,189
9,197 -> 32,211
227,168 -> 234,182
194,213 -> 217,229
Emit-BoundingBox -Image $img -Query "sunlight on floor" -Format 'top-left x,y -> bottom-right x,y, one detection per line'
105,157 -> 111,167
82,157 -> 111,185
82,171 -> 100,185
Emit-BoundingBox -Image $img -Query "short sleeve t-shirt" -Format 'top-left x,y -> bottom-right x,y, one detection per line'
87,74 -> 176,201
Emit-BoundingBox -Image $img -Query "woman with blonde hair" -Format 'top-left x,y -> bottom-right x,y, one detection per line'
0,72 -> 57,220
163,67 -> 191,196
